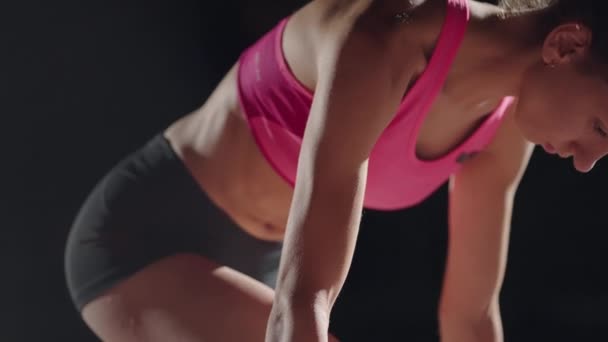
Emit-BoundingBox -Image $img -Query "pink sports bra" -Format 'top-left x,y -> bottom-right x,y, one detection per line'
236,0 -> 515,210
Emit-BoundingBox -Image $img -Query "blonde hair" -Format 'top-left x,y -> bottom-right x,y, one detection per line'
498,0 -> 608,60
498,0 -> 554,11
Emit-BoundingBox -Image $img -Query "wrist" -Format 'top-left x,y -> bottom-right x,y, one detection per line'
266,294 -> 331,342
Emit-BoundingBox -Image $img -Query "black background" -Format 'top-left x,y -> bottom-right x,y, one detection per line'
3,0 -> 607,341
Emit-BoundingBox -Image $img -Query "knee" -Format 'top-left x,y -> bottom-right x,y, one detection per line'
81,295 -> 145,342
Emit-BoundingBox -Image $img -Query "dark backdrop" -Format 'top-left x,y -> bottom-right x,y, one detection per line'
3,0 -> 606,341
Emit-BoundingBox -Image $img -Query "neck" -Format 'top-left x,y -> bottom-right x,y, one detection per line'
453,1 -> 552,98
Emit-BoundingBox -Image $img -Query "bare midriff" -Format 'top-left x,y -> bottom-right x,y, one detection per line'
164,65 -> 293,242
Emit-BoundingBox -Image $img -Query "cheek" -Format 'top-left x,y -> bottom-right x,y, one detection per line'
514,100 -> 581,145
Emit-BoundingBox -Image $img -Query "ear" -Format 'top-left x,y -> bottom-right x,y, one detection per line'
542,23 -> 593,65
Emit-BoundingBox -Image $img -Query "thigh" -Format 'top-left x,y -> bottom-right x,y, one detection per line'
82,253 -> 275,342
65,134 -> 283,341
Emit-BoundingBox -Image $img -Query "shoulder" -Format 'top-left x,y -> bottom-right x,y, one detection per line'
308,0 -> 445,82
311,0 -> 442,41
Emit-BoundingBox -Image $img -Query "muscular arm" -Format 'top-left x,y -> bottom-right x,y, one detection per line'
439,105 -> 534,342
265,4 -> 418,342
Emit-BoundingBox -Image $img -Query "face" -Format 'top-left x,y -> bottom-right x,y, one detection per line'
514,23 -> 608,173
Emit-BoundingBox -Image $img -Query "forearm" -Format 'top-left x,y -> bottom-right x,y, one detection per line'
439,312 -> 503,342
263,165 -> 364,342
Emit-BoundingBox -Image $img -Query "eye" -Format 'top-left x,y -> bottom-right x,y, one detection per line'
593,120 -> 607,138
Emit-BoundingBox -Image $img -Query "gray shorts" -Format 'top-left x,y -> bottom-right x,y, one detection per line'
64,133 -> 282,311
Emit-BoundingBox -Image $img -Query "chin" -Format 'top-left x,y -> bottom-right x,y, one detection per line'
517,128 -> 540,145
512,113 -> 537,143
517,124 -> 544,146
518,132 -> 536,144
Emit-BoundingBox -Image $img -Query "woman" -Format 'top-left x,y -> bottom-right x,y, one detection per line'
64,0 -> 608,341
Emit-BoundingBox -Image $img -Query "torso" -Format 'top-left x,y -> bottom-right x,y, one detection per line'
164,0 -> 508,241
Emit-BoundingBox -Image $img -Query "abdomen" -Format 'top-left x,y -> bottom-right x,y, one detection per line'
165,64 -> 294,242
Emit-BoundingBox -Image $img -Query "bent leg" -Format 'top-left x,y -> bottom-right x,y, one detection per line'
65,134 -> 339,341
82,253 -> 275,342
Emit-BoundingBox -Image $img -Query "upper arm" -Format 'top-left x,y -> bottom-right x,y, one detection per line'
275,14 -> 415,306
440,103 -> 534,319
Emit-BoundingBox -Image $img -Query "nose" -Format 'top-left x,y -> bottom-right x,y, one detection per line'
571,147 -> 605,173
560,141 -> 605,173
572,156 -> 596,173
